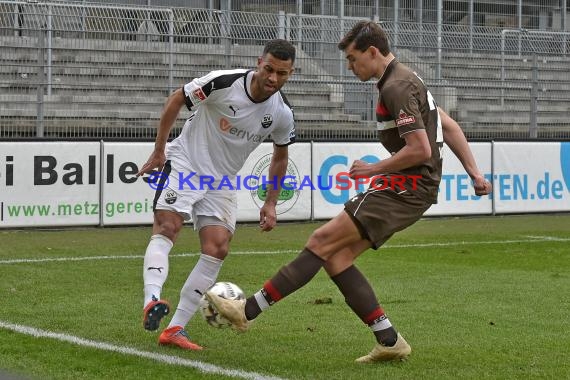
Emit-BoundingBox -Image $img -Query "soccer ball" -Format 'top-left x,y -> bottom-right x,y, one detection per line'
199,281 -> 245,328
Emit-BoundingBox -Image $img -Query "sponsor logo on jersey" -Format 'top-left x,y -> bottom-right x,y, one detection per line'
261,114 -> 273,128
395,109 -> 416,127
219,118 -> 264,143
220,118 -> 232,132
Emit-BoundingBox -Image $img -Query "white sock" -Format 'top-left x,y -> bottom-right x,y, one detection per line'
254,291 -> 271,311
370,316 -> 393,332
168,254 -> 223,329
143,234 -> 173,307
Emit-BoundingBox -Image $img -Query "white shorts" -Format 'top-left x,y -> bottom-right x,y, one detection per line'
152,159 -> 237,234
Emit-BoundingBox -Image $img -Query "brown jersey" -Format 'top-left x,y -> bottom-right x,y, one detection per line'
375,59 -> 443,203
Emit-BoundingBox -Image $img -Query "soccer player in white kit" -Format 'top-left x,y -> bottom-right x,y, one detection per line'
136,39 -> 296,350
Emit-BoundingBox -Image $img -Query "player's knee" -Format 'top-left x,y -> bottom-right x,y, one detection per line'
306,227 -> 330,251
155,220 -> 181,242
323,256 -> 354,277
201,242 -> 229,260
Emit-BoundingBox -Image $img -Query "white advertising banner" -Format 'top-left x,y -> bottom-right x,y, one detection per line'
426,142 -> 493,216
311,143 -> 393,219
311,142 -> 493,219
493,142 -> 570,213
0,142 -> 100,227
2,141 -> 569,228
101,142 -> 156,225
236,142 -> 312,222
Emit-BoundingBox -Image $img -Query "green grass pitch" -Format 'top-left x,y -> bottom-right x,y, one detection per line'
0,214 -> 569,379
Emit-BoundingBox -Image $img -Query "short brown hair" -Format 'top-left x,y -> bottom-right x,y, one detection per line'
337,21 -> 390,56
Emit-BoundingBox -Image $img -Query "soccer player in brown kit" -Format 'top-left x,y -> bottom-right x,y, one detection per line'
207,21 -> 492,362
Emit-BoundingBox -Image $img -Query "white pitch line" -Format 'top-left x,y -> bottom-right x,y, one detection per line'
524,235 -> 569,241
0,320 -> 284,380
1,237 -> 569,265
0,250 -> 298,265
384,237 -> 570,248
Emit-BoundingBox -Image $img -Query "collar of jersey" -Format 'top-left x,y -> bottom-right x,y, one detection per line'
245,70 -> 273,104
376,58 -> 398,89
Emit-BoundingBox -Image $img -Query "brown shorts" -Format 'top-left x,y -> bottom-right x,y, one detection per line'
344,188 -> 433,249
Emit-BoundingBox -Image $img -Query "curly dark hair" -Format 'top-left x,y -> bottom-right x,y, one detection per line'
263,39 -> 296,63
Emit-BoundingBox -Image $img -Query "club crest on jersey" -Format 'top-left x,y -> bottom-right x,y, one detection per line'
396,109 -> 416,127
261,114 -> 273,128
164,190 -> 178,205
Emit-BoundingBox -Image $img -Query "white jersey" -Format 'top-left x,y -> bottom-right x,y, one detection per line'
167,69 -> 295,181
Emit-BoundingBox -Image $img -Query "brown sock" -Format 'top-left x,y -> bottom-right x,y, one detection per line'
331,265 -> 397,346
245,248 -> 324,320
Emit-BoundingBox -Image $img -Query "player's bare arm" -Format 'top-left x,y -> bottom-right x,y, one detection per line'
348,129 -> 431,179
259,144 -> 288,231
137,88 -> 186,176
439,107 -> 492,195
